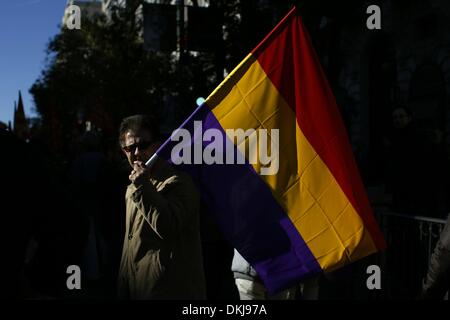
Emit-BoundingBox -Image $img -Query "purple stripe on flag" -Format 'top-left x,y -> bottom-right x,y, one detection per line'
156,103 -> 322,293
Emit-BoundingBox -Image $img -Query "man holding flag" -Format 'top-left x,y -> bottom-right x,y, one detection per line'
117,115 -> 206,299
128,5 -> 385,299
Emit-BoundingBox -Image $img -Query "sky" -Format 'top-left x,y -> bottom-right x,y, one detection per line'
0,0 -> 67,125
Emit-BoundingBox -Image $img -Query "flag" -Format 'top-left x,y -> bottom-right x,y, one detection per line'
154,6 -> 386,294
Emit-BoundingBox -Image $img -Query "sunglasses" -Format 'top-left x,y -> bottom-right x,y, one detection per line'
122,141 -> 153,153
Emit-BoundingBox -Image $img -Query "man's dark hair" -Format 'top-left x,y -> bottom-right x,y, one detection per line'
119,114 -> 160,146
392,105 -> 413,117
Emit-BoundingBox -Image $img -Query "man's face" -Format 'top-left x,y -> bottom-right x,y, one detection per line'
121,129 -> 159,168
392,108 -> 412,129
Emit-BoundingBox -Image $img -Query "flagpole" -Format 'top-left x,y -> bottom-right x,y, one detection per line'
145,153 -> 158,167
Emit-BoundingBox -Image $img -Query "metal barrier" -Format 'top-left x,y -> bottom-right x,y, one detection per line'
376,209 -> 447,299
313,209 -> 447,300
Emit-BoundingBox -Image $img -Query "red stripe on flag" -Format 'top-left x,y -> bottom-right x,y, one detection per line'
252,7 -> 386,250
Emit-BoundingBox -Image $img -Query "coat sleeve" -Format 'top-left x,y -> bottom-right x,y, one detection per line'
130,173 -> 199,242
421,215 -> 450,299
